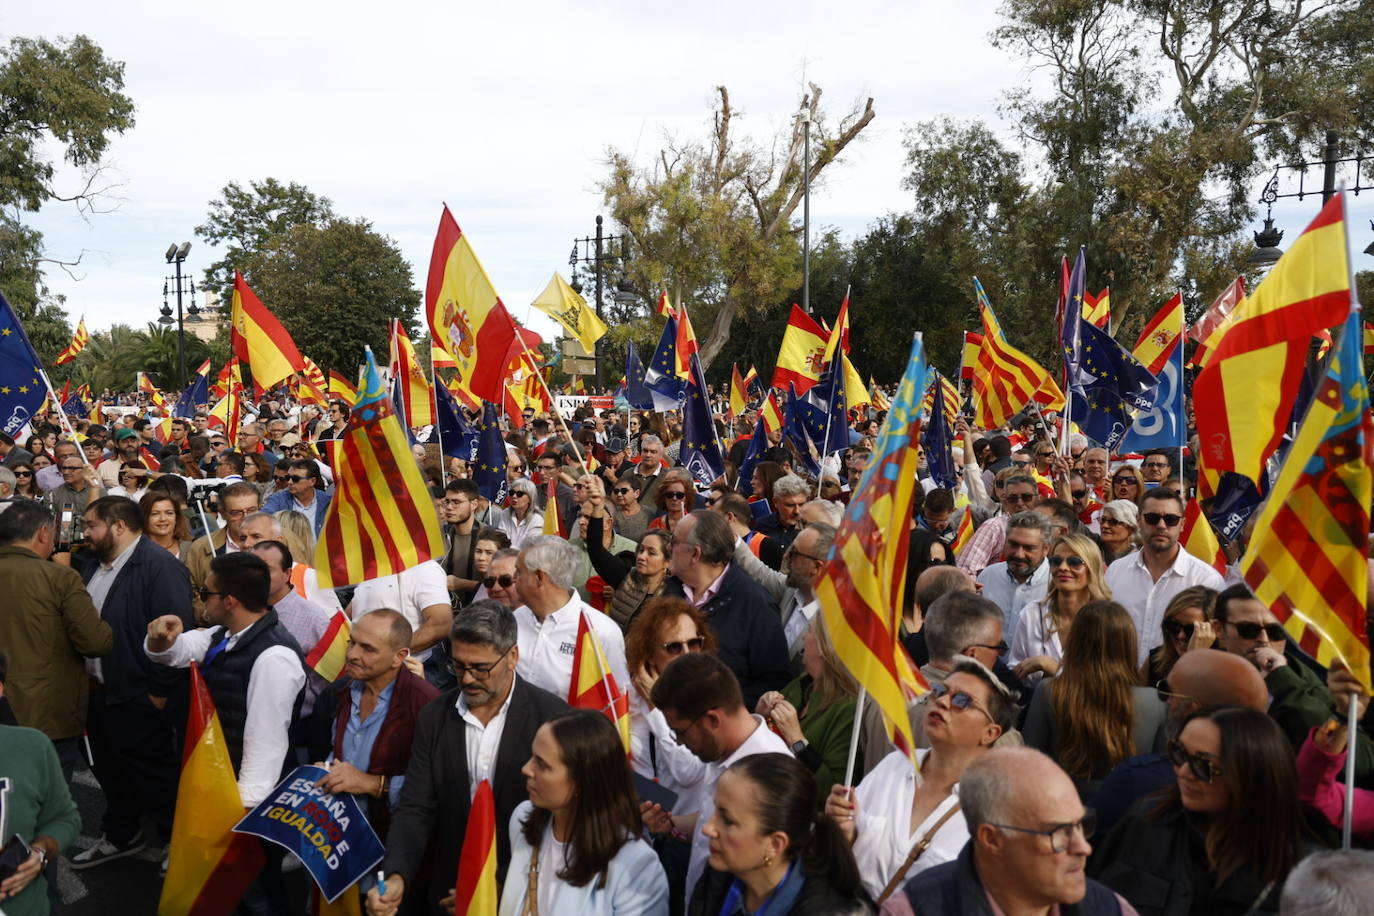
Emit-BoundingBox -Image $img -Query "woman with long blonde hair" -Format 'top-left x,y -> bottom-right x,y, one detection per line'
1023,599 -> 1167,799
1008,532 -> 1109,681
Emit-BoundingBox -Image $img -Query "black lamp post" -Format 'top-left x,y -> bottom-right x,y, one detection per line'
1250,130 -> 1374,269
158,242 -> 200,389
568,216 -> 630,391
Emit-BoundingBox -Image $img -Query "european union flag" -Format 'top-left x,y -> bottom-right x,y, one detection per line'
1064,316 -> 1160,451
1060,247 -> 1087,382
172,374 -> 208,419
922,373 -> 958,490
62,394 -> 88,418
680,353 -> 725,488
782,384 -> 821,477
472,402 -> 508,503
736,411 -> 769,497
623,343 -> 654,410
434,381 -> 479,461
643,314 -> 685,413
800,365 -> 850,456
0,290 -> 48,438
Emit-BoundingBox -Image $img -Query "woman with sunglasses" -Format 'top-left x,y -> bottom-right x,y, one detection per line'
756,618 -> 859,805
9,462 -> 41,499
1023,601 -> 1167,801
826,660 -> 1014,905
1097,499 -> 1140,563
107,461 -> 150,501
1140,586 -> 1217,687
493,477 -> 544,549
501,709 -> 669,914
648,468 -> 696,536
582,495 -> 673,631
1008,533 -> 1109,682
1108,465 -> 1146,506
1090,706 -> 1304,915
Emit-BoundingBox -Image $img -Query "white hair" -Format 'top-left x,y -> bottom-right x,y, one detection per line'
520,535 -> 580,590
801,498 -> 843,527
772,474 -> 810,499
1280,850 -> 1374,916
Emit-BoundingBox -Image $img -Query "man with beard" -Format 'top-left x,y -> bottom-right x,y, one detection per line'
976,511 -> 1052,635
437,479 -> 482,604
69,497 -> 194,870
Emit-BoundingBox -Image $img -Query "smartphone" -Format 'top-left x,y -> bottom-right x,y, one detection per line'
0,833 -> 32,881
632,772 -> 679,814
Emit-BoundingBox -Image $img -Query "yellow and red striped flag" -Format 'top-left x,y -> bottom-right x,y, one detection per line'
305,611 -> 351,682
313,348 -> 444,588
425,205 -> 518,403
1242,305 -> 1372,692
822,293 -> 852,365
431,345 -> 457,370
869,378 -> 891,412
729,364 -> 748,417
654,290 -> 674,318
137,372 -> 166,408
541,475 -> 567,538
1132,292 -> 1184,376
674,304 -> 698,379
327,370 -> 358,406
452,779 -> 498,916
922,374 -> 960,429
1180,498 -> 1226,575
1194,195 -> 1352,486
231,271 -> 306,393
212,358 -> 242,400
772,304 -> 829,394
1081,288 -> 1110,329
816,334 -> 931,769
569,611 -> 632,755
759,391 -> 783,435
389,319 -> 435,428
970,278 -> 1064,429
296,355 -> 329,407
950,507 -> 975,558
159,664 -> 264,916
54,317 -> 88,365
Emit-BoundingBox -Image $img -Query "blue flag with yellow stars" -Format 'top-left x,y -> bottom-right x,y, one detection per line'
434,380 -> 479,460
644,314 -> 686,413
472,402 -> 508,503
801,365 -> 850,456
680,352 -> 725,488
0,290 -> 48,438
624,342 -> 654,411
923,372 -> 959,490
736,411 -> 769,498
782,384 -> 821,477
1064,315 -> 1160,451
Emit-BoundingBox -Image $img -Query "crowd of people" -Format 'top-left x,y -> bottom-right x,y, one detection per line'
0,384 -> 1372,916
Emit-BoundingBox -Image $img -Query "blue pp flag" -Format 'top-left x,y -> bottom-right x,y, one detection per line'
801,365 -> 850,456
680,353 -> 725,488
1063,317 -> 1160,451
643,315 -> 686,413
0,290 -> 48,438
434,380 -> 479,461
232,765 -> 385,904
624,343 -> 654,410
1119,343 -> 1185,452
472,402 -> 508,503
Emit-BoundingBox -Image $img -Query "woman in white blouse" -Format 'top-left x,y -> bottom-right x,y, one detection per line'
1007,532 -> 1109,682
824,660 -> 1016,905
501,710 -> 669,915
493,477 -> 544,549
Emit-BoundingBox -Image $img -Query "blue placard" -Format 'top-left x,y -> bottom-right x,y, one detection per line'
233,765 -> 385,903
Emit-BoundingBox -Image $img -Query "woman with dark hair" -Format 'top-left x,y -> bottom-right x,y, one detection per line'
1022,600 -> 1167,800
749,461 -> 786,504
901,529 -> 953,637
691,753 -> 871,914
501,710 -> 669,914
1089,706 -> 1305,915
578,475 -> 673,629
10,461 -> 41,499
242,453 -> 273,494
648,468 -> 696,535
140,491 -> 193,559
1140,585 -> 1218,687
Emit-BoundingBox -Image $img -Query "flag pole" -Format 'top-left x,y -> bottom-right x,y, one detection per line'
842,685 -> 867,788
431,363 -> 448,487
512,321 -> 589,474
35,365 -> 92,468
1343,693 -> 1358,849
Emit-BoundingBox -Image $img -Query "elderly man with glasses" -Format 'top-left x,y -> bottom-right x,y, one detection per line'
956,474 -> 1040,578
42,451 -> 104,533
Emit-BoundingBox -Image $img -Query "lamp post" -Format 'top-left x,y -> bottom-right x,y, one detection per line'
1249,130 -> 1373,270
568,216 -> 630,391
158,241 -> 199,390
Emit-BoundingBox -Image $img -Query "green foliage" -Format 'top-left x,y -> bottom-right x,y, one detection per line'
129,322 -> 210,390
235,217 -> 419,375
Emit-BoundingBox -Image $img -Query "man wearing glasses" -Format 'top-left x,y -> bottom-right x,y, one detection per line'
42,451 -> 104,529
185,481 -> 262,621
1139,449 -> 1173,486
956,475 -> 1039,578
263,458 -> 333,535
887,748 -> 1129,916
368,601 -> 567,916
1104,490 -> 1224,667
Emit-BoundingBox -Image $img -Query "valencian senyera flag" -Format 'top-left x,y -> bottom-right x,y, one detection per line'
1242,301 -> 1372,693
971,278 -> 1064,429
313,347 -> 444,588
815,333 -> 931,767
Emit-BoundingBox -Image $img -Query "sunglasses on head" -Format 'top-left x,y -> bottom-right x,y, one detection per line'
661,637 -> 705,656
482,574 -> 516,589
1227,620 -> 1285,642
1142,511 -> 1183,527
1167,738 -> 1221,783
1047,555 -> 1085,569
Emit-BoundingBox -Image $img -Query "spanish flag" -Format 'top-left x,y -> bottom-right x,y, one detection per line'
950,507 -> 975,558
425,205 -> 518,404
654,290 -> 674,318
532,272 -> 608,355
1180,498 -> 1226,575
388,319 -> 435,428
159,664 -> 264,916
822,294 -> 852,365
542,476 -> 567,538
231,271 -> 306,393
729,364 -> 748,417
760,391 -> 783,435
772,304 -> 829,394
1081,288 -> 1111,329
569,611 -> 632,755
452,780 -> 498,916
1132,292 -> 1184,376
843,355 -> 870,411
55,317 -> 88,365
305,611 -> 351,682
675,304 -> 699,369
137,372 -> 166,408
313,348 -> 444,588
328,370 -> 358,406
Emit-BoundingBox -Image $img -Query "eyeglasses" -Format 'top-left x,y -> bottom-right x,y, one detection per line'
537,464 -> 558,472
1167,739 -> 1221,783
198,587 -> 225,601
661,637 -> 705,656
442,498 -> 470,507
288,475 -> 312,483
1141,511 -> 1183,527
1226,620 -> 1286,642
446,645 -> 512,679
1154,679 -> 1192,704
1161,619 -> 1196,639
928,681 -> 993,721
1047,555 -> 1085,569
61,464 -> 83,472
784,544 -> 825,564
1099,517 -> 1129,529
1003,493 -> 1035,504
222,508 -> 254,519
663,491 -> 687,500
669,713 -> 706,745
989,810 -> 1096,853
964,641 -> 1009,656
1012,460 -> 1032,467
612,487 -> 634,495
481,574 -> 516,589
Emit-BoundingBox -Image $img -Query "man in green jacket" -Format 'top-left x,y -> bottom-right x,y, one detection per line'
0,501 -> 112,782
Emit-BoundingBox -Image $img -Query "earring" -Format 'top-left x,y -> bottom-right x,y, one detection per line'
762,854 -> 773,867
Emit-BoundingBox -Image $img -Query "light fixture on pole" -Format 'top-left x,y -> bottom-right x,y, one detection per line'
163,242 -> 195,389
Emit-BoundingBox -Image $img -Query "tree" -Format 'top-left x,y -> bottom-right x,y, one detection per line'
601,84 -> 876,370
195,178 -> 334,307
67,324 -> 141,395
130,322 -> 210,390
236,217 -> 419,374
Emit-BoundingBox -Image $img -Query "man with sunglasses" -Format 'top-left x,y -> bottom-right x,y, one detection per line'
262,458 -> 332,536
1104,490 -> 1224,668
480,548 -> 522,609
956,474 -> 1039,577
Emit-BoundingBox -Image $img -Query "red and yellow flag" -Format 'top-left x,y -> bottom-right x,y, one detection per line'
389,319 -> 435,428
138,372 -> 166,408
921,374 -> 960,429
1081,288 -> 1110,329
950,507 -> 975,557
305,611 -> 352,682
970,279 -> 1064,429
541,475 -> 567,538
425,205 -> 518,403
729,364 -> 748,417
816,334 -> 931,768
654,290 -> 674,318
231,271 -> 306,393
822,294 -> 852,365
772,304 -> 829,394
568,611 -> 632,755
452,779 -> 498,916
1194,195 -> 1351,486
55,317 -> 88,365
960,331 -> 983,381
328,370 -> 358,406
1132,292 -> 1184,376
760,391 -> 783,435
314,348 -> 444,588
1180,498 -> 1226,575
159,664 -> 265,916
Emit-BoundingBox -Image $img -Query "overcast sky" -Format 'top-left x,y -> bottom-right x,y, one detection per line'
8,1 -> 1372,345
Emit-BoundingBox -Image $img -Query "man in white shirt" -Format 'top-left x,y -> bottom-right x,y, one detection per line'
1104,489 -> 1225,667
511,535 -> 628,699
347,559 -> 453,659
145,551 -> 305,911
646,652 -> 791,910
252,539 -> 332,714
977,511 -> 1051,634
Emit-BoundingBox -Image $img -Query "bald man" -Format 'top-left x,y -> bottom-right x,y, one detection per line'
1091,649 -> 1267,834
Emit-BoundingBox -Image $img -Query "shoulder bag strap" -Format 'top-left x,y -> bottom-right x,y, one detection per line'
876,802 -> 962,905
522,840 -> 541,916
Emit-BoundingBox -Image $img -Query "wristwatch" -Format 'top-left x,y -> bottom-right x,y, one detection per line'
791,738 -> 809,755
33,844 -> 49,868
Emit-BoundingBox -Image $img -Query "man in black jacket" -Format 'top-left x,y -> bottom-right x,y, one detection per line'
664,510 -> 791,710
69,496 -> 195,869
366,600 -> 567,916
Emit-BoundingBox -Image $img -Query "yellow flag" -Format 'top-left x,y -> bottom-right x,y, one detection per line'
531,273 -> 608,354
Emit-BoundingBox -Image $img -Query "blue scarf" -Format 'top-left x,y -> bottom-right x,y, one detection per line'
718,859 -> 804,916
